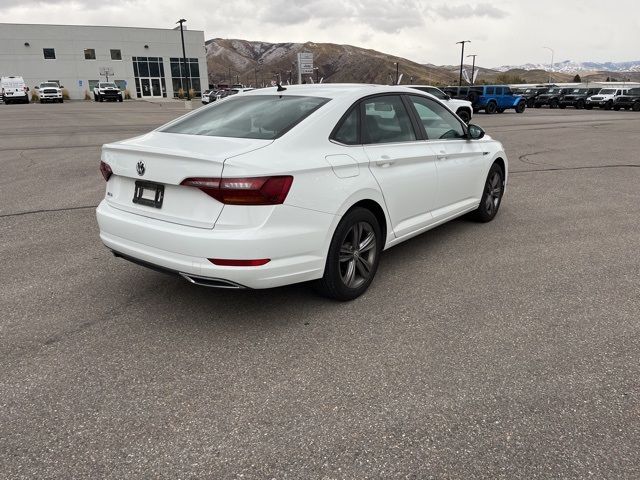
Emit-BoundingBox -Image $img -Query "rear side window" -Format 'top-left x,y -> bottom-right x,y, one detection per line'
408,95 -> 466,140
361,95 -> 417,144
332,108 -> 360,145
161,95 -> 330,140
486,87 -> 495,95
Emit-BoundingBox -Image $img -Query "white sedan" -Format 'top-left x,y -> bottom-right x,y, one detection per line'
97,84 -> 507,300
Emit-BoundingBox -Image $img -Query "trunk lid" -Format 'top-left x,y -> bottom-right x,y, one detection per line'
102,132 -> 272,229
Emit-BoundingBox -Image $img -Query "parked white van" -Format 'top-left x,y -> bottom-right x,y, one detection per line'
1,76 -> 29,104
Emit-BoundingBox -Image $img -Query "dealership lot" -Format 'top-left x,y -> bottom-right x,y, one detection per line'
1,101 -> 640,478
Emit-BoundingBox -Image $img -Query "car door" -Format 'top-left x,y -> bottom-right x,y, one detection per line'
406,95 -> 486,219
361,94 -> 439,238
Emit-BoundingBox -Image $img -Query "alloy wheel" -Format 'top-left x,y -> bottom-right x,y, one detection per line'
484,171 -> 503,216
338,221 -> 377,289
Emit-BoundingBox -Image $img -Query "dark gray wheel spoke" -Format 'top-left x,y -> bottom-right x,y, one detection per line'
343,259 -> 356,286
338,220 -> 377,289
356,257 -> 372,276
359,232 -> 375,252
339,247 -> 352,262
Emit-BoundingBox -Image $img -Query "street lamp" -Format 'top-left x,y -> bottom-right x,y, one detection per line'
176,19 -> 191,100
456,40 -> 471,86
543,46 -> 554,84
467,54 -> 477,85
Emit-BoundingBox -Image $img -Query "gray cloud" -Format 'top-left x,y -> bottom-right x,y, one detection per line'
432,2 -> 508,20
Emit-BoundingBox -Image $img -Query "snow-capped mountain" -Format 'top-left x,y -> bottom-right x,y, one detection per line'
495,60 -> 640,73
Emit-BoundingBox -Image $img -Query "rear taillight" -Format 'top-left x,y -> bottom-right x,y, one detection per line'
100,161 -> 113,181
180,176 -> 293,205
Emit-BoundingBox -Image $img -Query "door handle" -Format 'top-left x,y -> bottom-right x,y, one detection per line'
375,158 -> 396,167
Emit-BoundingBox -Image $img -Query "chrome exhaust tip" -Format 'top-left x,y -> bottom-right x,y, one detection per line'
179,273 -> 246,289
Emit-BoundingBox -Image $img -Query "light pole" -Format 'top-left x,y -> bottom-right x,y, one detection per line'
543,46 -> 554,84
176,19 -> 191,100
393,62 -> 399,85
467,54 -> 477,85
456,40 -> 471,86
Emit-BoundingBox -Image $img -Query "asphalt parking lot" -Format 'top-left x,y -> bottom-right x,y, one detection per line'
1,100 -> 640,479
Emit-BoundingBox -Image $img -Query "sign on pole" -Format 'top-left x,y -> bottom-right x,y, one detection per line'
462,68 -> 471,84
297,52 -> 313,83
473,69 -> 479,83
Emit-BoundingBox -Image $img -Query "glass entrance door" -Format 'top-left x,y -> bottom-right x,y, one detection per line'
141,78 -> 152,97
151,78 -> 162,97
140,78 -> 163,97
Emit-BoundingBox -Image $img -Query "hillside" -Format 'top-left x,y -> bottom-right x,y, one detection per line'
205,38 -> 640,87
205,38 -> 458,86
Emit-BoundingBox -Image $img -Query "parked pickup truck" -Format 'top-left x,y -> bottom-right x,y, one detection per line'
93,82 -> 123,102
559,88 -> 601,109
35,82 -> 64,103
613,88 -> 640,111
585,88 -> 629,110
406,85 -> 473,122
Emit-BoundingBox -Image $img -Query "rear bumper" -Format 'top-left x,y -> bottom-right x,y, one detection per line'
96,200 -> 336,289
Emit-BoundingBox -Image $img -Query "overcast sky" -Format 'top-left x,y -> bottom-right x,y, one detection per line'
4,0 -> 640,67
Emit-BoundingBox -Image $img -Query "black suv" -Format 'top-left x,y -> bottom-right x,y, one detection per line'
534,87 -> 572,108
613,88 -> 640,111
518,87 -> 550,108
559,88 -> 602,109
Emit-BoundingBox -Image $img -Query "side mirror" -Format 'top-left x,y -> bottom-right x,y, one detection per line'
34,86 -> 39,90
444,94 -> 451,100
468,124 -> 485,140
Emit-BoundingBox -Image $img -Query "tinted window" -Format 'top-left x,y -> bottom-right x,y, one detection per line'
486,87 -> 495,95
408,96 -> 465,140
110,49 -> 122,60
84,49 -> 96,60
162,95 -> 330,140
333,108 -> 359,145
361,96 -> 417,144
43,48 -> 56,60
495,87 -> 504,95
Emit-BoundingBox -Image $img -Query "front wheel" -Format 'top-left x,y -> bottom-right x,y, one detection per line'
613,105 -> 620,111
457,109 -> 471,123
316,208 -> 382,301
576,100 -> 585,109
604,101 -> 613,110
471,163 -> 504,223
515,101 -> 526,113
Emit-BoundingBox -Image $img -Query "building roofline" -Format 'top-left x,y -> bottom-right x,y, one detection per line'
0,22 -> 204,34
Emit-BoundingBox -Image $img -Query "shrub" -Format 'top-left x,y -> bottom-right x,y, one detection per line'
31,91 -> 40,103
124,89 -> 132,100
84,90 -> 92,101
62,88 -> 70,100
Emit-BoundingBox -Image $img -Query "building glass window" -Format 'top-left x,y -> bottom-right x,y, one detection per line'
169,58 -> 202,97
84,49 -> 96,60
43,48 -> 56,60
88,80 -> 99,93
114,80 -> 127,91
110,49 -> 122,61
131,57 -> 166,98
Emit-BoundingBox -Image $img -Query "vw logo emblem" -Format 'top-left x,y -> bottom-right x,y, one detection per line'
136,161 -> 145,176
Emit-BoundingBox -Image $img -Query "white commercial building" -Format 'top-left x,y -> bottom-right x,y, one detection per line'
0,23 -> 208,100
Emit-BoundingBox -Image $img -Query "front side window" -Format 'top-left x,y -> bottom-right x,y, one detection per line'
486,87 -> 495,95
332,108 -> 359,145
408,95 -> 466,141
84,49 -> 96,60
43,48 -> 56,60
110,49 -> 122,60
161,95 -> 330,140
361,95 -> 417,145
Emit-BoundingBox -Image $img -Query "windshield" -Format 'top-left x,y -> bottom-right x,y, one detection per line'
161,94 -> 330,140
41,82 -> 59,88
100,83 -> 117,88
599,89 -> 615,94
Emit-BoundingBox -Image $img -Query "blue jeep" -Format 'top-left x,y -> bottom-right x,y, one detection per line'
444,85 -> 527,114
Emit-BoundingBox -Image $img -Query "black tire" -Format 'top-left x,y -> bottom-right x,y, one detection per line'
613,105 -> 620,111
559,104 -> 566,109
585,104 -> 593,110
497,108 -> 505,113
471,163 -> 505,223
99,95 -> 104,102
39,99 -> 44,104
526,98 -> 535,108
60,98 -> 64,103
485,101 -> 497,114
515,101 -> 526,114
457,109 -> 471,123
534,103 -> 542,109
118,96 -> 123,102
94,94 -> 98,102
550,99 -> 559,109
576,100 -> 585,109
315,207 -> 382,301
604,101 -> 613,110
632,102 -> 640,112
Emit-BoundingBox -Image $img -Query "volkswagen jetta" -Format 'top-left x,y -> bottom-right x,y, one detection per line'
96,84 -> 507,300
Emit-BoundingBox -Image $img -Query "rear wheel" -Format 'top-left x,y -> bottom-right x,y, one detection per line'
604,100 -> 613,110
633,102 -> 640,112
613,105 -> 620,111
550,99 -> 559,109
515,101 -> 526,113
485,101 -> 497,114
471,163 -> 504,223
576,99 -> 585,109
316,207 -> 382,301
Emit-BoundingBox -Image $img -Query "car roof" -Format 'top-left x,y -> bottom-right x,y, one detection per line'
241,84 -> 439,102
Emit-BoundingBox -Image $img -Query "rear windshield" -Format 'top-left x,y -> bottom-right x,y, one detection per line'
161,94 -> 330,140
